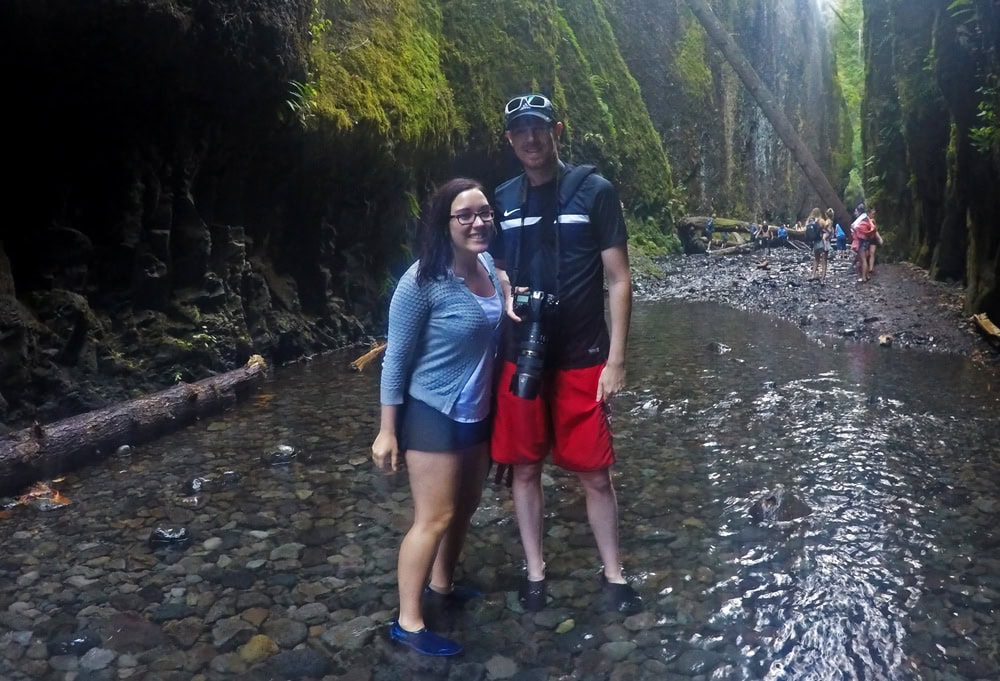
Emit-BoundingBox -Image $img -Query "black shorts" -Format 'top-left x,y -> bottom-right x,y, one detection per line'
398,398 -> 491,453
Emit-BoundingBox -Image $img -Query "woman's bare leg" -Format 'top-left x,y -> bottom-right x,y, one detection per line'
429,442 -> 490,591
396,450 -> 461,631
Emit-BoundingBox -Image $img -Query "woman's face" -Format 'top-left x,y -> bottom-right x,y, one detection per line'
449,189 -> 494,258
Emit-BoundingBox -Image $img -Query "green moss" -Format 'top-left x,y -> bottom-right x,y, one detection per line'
555,0 -> 675,224
673,21 -> 712,103
309,0 -> 460,152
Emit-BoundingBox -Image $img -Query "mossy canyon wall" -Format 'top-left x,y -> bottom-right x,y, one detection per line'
862,0 -> 1000,319
0,0 -> 852,427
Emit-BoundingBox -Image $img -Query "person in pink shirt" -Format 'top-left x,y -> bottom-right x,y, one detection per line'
852,208 -> 878,283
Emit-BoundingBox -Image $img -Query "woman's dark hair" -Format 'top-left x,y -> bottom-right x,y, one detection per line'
416,177 -> 486,283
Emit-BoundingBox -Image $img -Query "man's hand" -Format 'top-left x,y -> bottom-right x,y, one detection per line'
371,431 -> 399,472
596,361 -> 626,402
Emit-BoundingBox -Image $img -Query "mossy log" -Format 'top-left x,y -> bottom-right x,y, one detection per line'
0,355 -> 268,496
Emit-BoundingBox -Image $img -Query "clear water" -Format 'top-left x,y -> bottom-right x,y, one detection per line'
2,300 -> 999,680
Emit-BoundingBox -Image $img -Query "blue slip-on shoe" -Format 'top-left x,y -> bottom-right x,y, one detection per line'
423,584 -> 482,605
389,620 -> 463,656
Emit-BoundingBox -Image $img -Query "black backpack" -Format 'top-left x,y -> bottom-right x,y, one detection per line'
805,219 -> 820,244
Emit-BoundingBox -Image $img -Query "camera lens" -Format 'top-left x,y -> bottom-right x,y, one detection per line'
510,291 -> 552,400
511,326 -> 545,399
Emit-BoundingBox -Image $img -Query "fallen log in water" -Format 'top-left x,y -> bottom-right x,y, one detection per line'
0,355 -> 268,496
972,313 -> 1000,345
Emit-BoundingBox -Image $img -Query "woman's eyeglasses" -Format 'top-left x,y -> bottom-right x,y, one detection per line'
451,209 -> 494,226
504,94 -> 552,115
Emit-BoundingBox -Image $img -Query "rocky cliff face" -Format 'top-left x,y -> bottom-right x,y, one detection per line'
862,0 -> 1000,319
1,0 -> 346,427
0,0 -> 849,430
605,0 -> 851,221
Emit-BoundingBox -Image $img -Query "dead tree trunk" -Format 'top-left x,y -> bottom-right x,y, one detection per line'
685,0 -> 852,230
0,355 -> 268,496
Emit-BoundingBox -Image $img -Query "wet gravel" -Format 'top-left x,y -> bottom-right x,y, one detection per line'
632,247 -> 998,365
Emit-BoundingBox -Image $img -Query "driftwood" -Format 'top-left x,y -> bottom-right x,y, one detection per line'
0,355 -> 268,496
350,342 -> 386,372
709,244 -> 753,256
972,313 -> 1000,345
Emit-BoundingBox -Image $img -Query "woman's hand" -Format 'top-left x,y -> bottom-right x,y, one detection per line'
371,431 -> 399,472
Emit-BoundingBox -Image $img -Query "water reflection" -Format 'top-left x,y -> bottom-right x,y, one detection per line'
0,300 -> 998,680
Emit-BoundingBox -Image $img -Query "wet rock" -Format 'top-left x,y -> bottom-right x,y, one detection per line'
262,444 -> 298,467
262,618 -> 308,648
219,569 -> 255,590
162,617 -> 204,649
183,477 -> 213,495
183,470 -> 241,495
79,646 -> 116,671
319,615 -> 376,651
47,630 -> 101,656
149,603 -> 196,623
707,341 -> 731,354
212,616 -> 255,651
267,648 -> 331,679
239,634 -> 279,664
749,486 -> 812,523
149,527 -> 192,550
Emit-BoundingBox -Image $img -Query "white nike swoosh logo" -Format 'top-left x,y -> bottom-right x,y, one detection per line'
503,208 -> 520,217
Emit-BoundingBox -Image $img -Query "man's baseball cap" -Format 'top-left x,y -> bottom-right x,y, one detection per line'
504,93 -> 556,130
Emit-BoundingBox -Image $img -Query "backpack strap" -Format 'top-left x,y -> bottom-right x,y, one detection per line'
558,164 -> 597,209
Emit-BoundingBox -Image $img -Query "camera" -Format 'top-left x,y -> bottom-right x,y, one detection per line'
510,290 -> 558,400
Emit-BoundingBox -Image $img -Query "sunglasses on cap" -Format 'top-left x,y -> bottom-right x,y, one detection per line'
504,94 -> 553,116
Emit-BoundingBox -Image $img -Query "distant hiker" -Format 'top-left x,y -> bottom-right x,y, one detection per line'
851,205 -> 878,283
703,216 -> 715,252
758,220 -> 772,254
834,222 -> 847,251
805,208 -> 829,282
775,223 -> 788,248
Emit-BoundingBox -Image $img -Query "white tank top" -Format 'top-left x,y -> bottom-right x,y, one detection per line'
449,287 -> 503,423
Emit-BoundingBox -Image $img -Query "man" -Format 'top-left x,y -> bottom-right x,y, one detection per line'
489,93 -> 641,614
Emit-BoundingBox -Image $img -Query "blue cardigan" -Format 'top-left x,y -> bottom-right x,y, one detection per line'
380,253 -> 501,416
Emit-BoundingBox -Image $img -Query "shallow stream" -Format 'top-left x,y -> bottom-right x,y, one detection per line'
2,300 -> 999,680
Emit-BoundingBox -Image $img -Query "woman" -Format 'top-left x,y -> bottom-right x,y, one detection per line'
371,178 -> 503,656
854,206 -> 878,283
806,208 -> 829,282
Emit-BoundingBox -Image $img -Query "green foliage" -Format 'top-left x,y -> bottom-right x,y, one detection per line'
286,79 -> 318,121
626,214 -> 681,256
969,80 -> 1000,154
830,0 -> 865,181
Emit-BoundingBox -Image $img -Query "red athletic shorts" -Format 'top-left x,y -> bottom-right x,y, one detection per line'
491,361 -> 615,472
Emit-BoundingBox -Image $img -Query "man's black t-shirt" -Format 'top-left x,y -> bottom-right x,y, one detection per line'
491,165 -> 627,369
